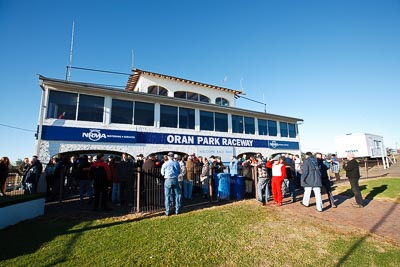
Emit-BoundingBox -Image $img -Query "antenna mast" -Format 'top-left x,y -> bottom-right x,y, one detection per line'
131,49 -> 135,70
67,21 -> 75,81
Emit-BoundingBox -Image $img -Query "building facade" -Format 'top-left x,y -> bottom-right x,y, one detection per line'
36,69 -> 303,163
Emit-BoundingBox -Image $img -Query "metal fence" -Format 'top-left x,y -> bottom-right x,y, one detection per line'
4,173 -> 24,196
2,165 -> 260,214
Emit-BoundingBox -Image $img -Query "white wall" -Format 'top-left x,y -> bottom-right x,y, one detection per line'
0,198 -> 45,230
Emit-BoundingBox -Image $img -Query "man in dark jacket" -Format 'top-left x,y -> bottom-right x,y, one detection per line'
25,156 -> 43,195
300,152 -> 323,212
343,152 -> 364,208
316,153 -> 336,208
89,154 -> 111,211
117,153 -> 135,206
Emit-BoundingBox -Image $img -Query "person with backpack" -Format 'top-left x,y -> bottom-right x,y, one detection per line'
89,154 -> 111,211
300,152 -> 323,212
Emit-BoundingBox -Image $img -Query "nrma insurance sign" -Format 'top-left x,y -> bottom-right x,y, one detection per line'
41,126 -> 299,149
41,126 -> 137,143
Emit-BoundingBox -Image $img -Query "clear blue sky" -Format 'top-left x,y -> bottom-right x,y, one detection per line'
1,0 -> 399,163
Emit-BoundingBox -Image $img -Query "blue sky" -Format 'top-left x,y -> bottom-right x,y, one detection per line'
1,0 -> 399,163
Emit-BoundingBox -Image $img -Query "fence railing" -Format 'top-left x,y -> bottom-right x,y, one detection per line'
4,173 -> 24,197
2,165 -> 261,214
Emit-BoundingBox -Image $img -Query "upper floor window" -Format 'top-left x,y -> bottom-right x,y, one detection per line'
268,120 -> 278,136
232,115 -> 244,134
288,123 -> 297,138
47,90 -> 77,120
174,91 -> 210,103
244,117 -> 255,134
111,99 -> 133,124
258,119 -> 268,135
134,101 -> 154,126
148,85 -> 168,96
200,111 -> 214,131
216,97 -> 229,106
179,107 -> 195,129
77,94 -> 104,122
214,112 -> 228,132
279,122 -> 288,137
160,105 -> 178,128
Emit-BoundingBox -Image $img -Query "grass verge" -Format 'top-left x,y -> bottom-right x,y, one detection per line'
1,199 -> 399,266
333,177 -> 400,203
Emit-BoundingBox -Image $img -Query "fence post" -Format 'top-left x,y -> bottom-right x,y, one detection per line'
136,169 -> 141,213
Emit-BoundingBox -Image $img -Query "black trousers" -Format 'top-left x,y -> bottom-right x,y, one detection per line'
349,177 -> 363,205
321,178 -> 335,206
94,183 -> 108,210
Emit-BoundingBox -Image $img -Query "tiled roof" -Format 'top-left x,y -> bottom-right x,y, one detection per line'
125,69 -> 243,95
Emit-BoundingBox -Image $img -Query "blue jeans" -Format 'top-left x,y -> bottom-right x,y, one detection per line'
201,177 -> 209,196
257,177 -> 270,203
112,183 -> 120,203
184,180 -> 193,199
282,179 -> 296,200
79,179 -> 93,202
164,178 -> 182,215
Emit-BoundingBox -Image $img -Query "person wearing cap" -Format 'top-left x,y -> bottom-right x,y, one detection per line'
161,152 -> 181,215
89,153 -> 112,211
300,152 -> 323,212
330,154 -> 341,182
271,155 -> 286,206
257,166 -> 270,205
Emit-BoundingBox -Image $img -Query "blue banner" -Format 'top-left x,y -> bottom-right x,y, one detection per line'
41,126 -> 299,149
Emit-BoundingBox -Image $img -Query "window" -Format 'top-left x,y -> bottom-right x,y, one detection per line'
232,115 -> 243,134
174,91 -> 186,99
46,90 -> 77,120
244,117 -> 255,134
288,123 -> 297,138
111,99 -> 133,124
215,112 -> 228,132
268,120 -> 277,136
199,94 -> 210,103
134,101 -> 154,126
200,111 -> 214,131
216,97 -> 229,106
160,105 -> 178,128
258,119 -> 268,135
148,85 -> 168,96
280,122 -> 288,137
187,92 -> 198,101
174,91 -> 210,103
77,94 -> 104,122
179,107 -> 195,129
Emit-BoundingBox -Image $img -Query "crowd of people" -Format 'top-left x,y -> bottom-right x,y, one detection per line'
1,151 -> 364,213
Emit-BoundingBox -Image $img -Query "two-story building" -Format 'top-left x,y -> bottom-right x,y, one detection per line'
36,68 -> 303,163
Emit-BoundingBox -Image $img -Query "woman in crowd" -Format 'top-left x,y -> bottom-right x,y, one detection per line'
0,156 -> 10,196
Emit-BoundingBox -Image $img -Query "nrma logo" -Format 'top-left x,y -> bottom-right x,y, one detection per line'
269,140 -> 278,149
82,129 -> 106,142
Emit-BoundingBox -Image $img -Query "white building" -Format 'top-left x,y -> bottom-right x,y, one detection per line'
335,133 -> 387,159
36,69 -> 303,163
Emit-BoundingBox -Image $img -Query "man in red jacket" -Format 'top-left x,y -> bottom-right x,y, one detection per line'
90,154 -> 111,211
271,156 -> 286,206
